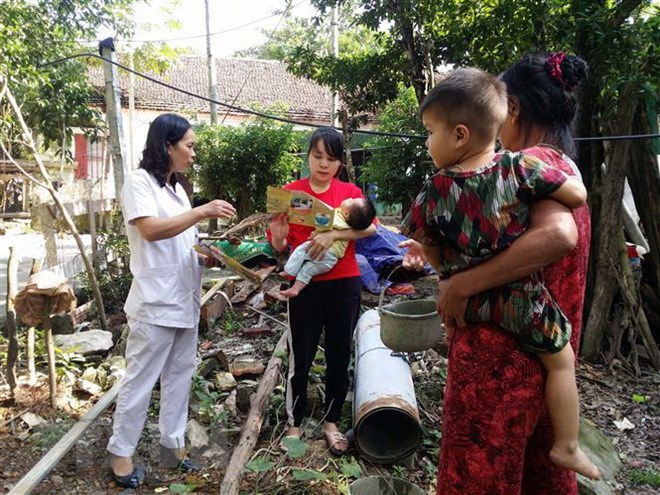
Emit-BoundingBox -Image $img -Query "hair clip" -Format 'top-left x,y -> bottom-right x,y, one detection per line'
546,52 -> 569,89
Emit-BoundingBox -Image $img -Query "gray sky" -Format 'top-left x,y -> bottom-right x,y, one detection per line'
97,0 -> 316,57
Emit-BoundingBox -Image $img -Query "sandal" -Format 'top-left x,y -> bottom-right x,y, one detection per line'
160,445 -> 200,473
112,465 -> 146,489
175,457 -> 199,473
324,431 -> 349,456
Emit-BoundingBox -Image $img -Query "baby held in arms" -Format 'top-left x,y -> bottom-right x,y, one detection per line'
280,197 -> 376,298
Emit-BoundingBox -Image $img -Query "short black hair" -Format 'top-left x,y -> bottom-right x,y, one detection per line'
345,197 -> 376,230
139,113 -> 191,187
500,53 -> 587,157
420,68 -> 508,145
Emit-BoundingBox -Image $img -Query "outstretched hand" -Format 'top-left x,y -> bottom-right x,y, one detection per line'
200,199 -> 236,219
399,239 -> 426,271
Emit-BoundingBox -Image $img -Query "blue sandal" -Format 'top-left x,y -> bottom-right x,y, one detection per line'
160,445 -> 199,472
112,465 -> 146,489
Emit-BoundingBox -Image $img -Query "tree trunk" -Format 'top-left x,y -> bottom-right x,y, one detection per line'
340,109 -> 356,184
626,102 -> 660,295
581,91 -> 637,360
615,229 -> 660,370
388,0 -> 427,103
6,247 -> 19,396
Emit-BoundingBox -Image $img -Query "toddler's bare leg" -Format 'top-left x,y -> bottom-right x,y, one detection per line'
280,280 -> 307,298
539,346 -> 600,480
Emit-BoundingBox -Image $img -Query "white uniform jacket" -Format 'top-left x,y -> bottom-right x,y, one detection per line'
122,169 -> 201,328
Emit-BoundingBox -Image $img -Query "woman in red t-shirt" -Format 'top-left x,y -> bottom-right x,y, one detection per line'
268,127 -> 376,455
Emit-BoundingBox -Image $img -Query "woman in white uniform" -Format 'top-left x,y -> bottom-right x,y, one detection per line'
107,113 -> 235,488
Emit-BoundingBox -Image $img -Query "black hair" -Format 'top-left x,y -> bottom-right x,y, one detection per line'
419,67 -> 508,145
308,126 -> 344,177
139,113 -> 192,187
345,197 -> 376,230
500,53 -> 587,157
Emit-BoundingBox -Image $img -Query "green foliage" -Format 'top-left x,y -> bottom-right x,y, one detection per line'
630,467 -> 660,487
217,309 -> 243,335
77,266 -> 131,313
194,117 -> 302,219
191,372 -> 228,424
281,436 -> 308,458
245,456 -> 274,473
362,86 -> 431,212
292,468 -> 327,481
236,0 -> 383,61
34,333 -> 86,383
29,421 -> 71,451
168,483 -> 196,493
0,0 -> 136,151
338,457 -> 362,479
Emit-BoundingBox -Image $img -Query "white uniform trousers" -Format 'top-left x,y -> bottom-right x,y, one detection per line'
107,317 -> 198,457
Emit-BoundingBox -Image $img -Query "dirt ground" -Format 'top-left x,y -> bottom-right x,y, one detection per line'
1,274 -> 659,495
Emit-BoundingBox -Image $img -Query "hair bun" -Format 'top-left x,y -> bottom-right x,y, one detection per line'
560,55 -> 587,91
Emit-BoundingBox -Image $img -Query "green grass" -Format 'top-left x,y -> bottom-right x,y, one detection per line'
630,468 -> 660,487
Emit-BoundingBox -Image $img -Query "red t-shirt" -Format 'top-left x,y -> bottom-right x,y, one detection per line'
268,178 -> 366,281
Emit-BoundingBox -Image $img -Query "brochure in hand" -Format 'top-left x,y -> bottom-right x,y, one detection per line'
266,186 -> 335,231
194,241 -> 263,285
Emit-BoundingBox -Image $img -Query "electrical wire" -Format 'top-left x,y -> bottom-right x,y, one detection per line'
76,1 -> 305,45
35,52 -> 660,143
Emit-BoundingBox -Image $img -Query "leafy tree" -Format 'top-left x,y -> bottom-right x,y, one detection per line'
194,118 -> 302,219
235,1 -> 384,61
361,86 -> 430,212
294,0 -> 659,363
0,0 -> 135,153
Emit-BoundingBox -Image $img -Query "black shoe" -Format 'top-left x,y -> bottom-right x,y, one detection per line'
112,466 -> 146,488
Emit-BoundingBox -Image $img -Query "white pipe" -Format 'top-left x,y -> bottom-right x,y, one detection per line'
353,309 -> 422,464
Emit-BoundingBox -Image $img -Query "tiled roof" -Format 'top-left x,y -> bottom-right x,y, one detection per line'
88,56 -> 333,121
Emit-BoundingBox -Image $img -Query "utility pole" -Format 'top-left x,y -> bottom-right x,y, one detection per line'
128,48 -> 136,170
205,0 -> 219,124
100,38 -> 127,201
330,4 -> 339,127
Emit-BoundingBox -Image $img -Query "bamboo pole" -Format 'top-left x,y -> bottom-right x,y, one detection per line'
220,330 -> 288,495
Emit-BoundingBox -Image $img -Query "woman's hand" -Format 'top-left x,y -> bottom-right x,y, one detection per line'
437,275 -> 468,329
269,213 -> 289,252
307,230 -> 336,260
399,239 -> 426,271
198,199 -> 236,220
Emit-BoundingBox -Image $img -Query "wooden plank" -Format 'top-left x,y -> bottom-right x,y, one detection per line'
0,212 -> 30,219
8,381 -> 122,495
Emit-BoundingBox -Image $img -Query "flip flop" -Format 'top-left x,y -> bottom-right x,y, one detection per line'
325,431 -> 349,456
112,465 -> 146,489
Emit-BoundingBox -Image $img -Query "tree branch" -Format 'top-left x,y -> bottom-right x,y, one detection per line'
608,0 -> 644,28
